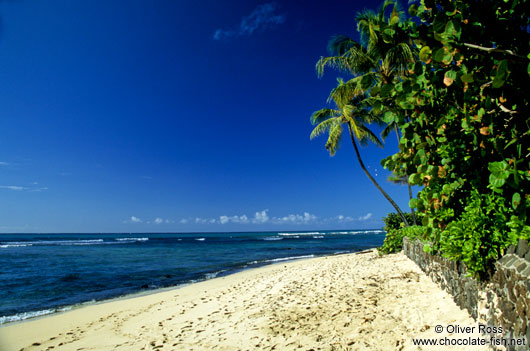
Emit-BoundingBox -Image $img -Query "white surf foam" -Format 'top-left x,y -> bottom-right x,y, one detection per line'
115,237 -> 149,242
0,306 -> 72,324
278,232 -> 322,236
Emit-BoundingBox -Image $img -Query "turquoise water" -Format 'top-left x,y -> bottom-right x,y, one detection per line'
0,230 -> 384,323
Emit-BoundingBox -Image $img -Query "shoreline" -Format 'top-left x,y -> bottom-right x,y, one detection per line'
0,251 -> 351,327
0,249 -> 491,351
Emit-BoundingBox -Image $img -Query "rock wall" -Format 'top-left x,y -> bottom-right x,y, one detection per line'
402,237 -> 530,351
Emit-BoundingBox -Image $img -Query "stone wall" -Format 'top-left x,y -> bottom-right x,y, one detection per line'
403,237 -> 530,351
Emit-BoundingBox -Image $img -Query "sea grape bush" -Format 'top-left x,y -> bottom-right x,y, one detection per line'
314,0 -> 529,277
379,0 -> 530,278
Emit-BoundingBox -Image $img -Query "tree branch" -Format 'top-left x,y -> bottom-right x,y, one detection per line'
498,103 -> 518,114
463,43 -> 528,61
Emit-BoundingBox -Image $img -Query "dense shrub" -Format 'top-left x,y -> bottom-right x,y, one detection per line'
379,0 -> 530,278
316,0 -> 529,278
382,212 -> 414,232
378,225 -> 427,254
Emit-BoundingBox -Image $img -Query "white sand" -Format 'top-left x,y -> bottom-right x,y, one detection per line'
0,250 -> 492,351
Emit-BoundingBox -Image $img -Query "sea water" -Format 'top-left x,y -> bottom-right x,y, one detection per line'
0,230 -> 384,324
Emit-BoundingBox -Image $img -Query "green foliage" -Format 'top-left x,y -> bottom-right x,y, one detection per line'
378,225 -> 426,254
316,0 -> 530,278
378,0 -> 530,278
439,190 -> 518,279
382,212 -> 414,232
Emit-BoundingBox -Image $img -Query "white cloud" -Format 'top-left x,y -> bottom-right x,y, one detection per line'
273,212 -> 316,224
0,185 -> 26,191
336,215 -> 354,223
131,216 -> 142,223
154,217 -> 163,224
358,213 -> 373,221
182,210 -> 321,226
213,3 -> 286,40
219,214 -> 249,224
0,184 -> 49,192
252,209 -> 270,224
195,217 -> 217,224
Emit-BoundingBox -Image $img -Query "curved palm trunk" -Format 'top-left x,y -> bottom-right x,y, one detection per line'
394,124 -> 417,226
347,123 -> 409,227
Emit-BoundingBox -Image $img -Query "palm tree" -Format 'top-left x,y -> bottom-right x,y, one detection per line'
316,0 -> 413,84
382,121 -> 418,225
314,0 -> 415,226
311,79 -> 410,226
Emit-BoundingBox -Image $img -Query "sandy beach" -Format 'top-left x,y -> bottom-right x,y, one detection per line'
0,250 -> 491,351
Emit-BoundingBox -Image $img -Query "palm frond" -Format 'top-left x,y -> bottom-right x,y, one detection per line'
327,77 -> 363,105
362,108 -> 385,125
387,173 -> 409,185
389,1 -> 405,25
346,118 -> 362,141
384,42 -> 414,75
357,124 -> 384,147
310,117 -> 338,140
316,56 -> 355,78
356,10 -> 379,48
327,35 -> 356,56
357,96 -> 381,109
381,122 -> 395,141
310,108 -> 340,125
380,0 -> 396,22
342,45 -> 378,73
325,119 -> 343,156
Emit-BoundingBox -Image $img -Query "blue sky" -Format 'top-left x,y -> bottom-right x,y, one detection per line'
0,0 -> 412,233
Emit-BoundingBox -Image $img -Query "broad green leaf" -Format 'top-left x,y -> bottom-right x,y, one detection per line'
488,161 -> 510,179
409,198 -> 418,209
461,73 -> 474,83
384,28 -> 395,37
383,111 -> 395,124
419,46 -> 432,63
409,173 -> 421,185
445,20 -> 461,40
444,70 -> 457,86
492,60 -> 509,88
445,70 -> 457,80
433,14 -> 446,33
380,84 -> 393,97
434,47 -> 453,64
398,100 -> 415,109
489,175 -> 505,188
512,192 -> 521,209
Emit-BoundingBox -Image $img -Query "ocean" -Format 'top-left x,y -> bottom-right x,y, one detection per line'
0,230 -> 385,324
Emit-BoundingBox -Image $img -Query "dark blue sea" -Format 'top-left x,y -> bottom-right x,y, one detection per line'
0,230 -> 384,324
